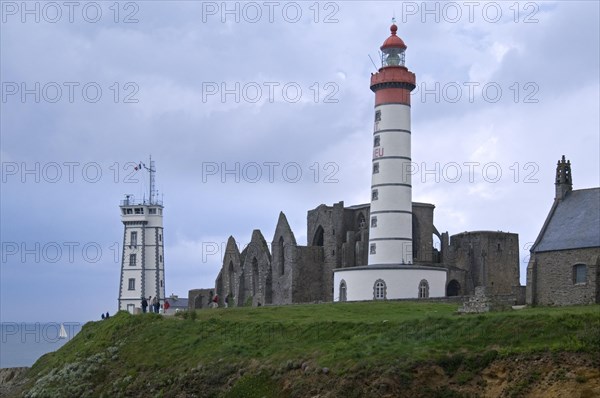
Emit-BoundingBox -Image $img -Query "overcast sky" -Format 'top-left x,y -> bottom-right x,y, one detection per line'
1,1 -> 599,323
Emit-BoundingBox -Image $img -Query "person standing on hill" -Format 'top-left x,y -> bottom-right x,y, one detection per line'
152,296 -> 159,313
141,297 -> 148,313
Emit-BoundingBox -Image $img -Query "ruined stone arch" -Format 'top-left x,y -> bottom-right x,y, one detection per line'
238,268 -> 246,307
228,261 -> 235,297
447,279 -> 461,296
265,264 -> 273,304
313,225 -> 324,246
357,212 -> 366,230
252,257 -> 259,296
277,236 -> 285,275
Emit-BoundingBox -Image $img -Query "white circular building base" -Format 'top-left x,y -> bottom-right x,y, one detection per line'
333,265 -> 447,302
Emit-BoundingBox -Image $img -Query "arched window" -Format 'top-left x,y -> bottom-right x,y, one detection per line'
339,280 -> 347,302
313,226 -> 324,246
252,258 -> 259,296
573,264 -> 587,284
418,279 -> 429,298
228,261 -> 235,296
357,213 -> 366,230
373,279 -> 386,300
278,236 -> 285,276
446,279 -> 461,296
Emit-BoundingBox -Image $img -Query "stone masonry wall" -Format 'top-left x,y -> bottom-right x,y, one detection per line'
528,247 -> 599,306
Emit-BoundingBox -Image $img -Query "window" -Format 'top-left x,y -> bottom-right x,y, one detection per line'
278,237 -> 285,276
130,231 -> 137,247
128,278 -> 135,290
357,213 -> 366,230
159,233 -> 162,242
375,110 -> 381,122
134,208 -> 144,214
372,189 -> 378,201
159,254 -> 163,263
126,208 -> 133,214
339,280 -> 347,302
573,264 -> 587,284
371,216 -> 378,228
370,243 -> 376,254
374,135 -> 380,147
129,253 -> 136,267
373,163 -> 379,174
252,258 -> 259,296
373,279 -> 386,300
149,208 -> 157,215
418,279 -> 429,298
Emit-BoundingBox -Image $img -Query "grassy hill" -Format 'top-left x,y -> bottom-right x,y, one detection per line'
11,302 -> 600,397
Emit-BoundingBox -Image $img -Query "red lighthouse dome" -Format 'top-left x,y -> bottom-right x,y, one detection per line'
381,24 -> 407,51
370,21 -> 416,106
379,22 -> 408,68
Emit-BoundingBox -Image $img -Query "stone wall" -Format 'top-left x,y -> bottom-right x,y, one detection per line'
188,288 -> 213,310
412,203 -> 435,263
240,230 -> 272,306
271,212 -> 297,305
527,247 -> 600,305
292,246 -> 325,302
448,231 -> 520,296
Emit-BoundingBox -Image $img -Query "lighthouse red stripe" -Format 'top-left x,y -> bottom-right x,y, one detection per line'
374,88 -> 412,106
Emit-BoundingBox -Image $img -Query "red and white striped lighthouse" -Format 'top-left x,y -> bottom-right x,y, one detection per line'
368,22 -> 416,266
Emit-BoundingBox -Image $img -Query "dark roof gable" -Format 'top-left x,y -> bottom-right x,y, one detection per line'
533,188 -> 600,252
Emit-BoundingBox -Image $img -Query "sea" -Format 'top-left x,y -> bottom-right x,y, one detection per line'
0,322 -> 83,368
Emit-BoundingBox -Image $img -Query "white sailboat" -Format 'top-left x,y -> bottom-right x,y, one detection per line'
59,323 -> 68,339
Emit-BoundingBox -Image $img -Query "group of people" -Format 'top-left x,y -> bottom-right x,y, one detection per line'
100,312 -> 110,320
141,296 -> 166,313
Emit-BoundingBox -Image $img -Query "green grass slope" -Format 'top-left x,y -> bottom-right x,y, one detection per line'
20,302 -> 600,397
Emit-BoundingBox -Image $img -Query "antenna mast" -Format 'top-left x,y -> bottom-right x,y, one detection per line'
148,155 -> 156,205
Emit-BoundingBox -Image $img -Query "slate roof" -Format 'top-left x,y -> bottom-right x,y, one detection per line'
534,188 -> 600,252
167,298 -> 188,309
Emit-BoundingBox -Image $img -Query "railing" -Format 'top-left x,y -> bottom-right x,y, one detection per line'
120,197 -> 163,206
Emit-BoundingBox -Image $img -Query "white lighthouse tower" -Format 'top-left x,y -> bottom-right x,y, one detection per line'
368,21 -> 416,266
332,22 -> 446,301
118,157 -> 165,313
